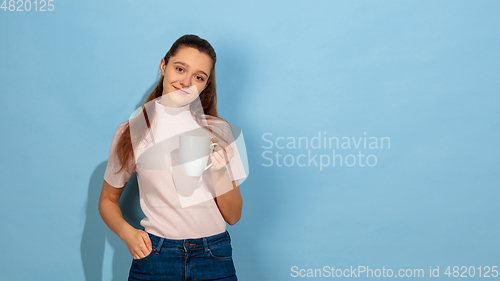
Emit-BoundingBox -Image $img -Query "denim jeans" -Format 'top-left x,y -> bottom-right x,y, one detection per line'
128,230 -> 237,281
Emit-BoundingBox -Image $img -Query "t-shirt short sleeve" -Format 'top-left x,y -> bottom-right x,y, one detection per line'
226,139 -> 247,182
221,124 -> 247,183
103,122 -> 135,188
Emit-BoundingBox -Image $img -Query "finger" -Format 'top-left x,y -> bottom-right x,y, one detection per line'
142,232 -> 153,251
132,247 -> 146,259
137,243 -> 150,258
136,251 -> 145,259
212,157 -> 228,171
217,148 -> 230,163
218,138 -> 229,147
216,143 -> 232,161
135,250 -> 145,259
224,148 -> 232,162
211,155 -> 221,167
224,144 -> 233,156
213,144 -> 225,154
212,151 -> 226,165
213,155 -> 227,169
213,149 -> 225,160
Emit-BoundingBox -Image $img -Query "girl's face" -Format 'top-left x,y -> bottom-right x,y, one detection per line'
160,46 -> 213,107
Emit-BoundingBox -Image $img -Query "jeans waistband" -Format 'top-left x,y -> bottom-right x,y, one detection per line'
147,230 -> 231,254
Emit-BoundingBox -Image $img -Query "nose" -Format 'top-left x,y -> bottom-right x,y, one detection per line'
179,76 -> 191,87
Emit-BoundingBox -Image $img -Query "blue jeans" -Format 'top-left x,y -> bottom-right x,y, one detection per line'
128,230 -> 237,281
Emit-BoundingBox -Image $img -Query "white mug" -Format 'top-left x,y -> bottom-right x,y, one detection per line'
179,135 -> 220,177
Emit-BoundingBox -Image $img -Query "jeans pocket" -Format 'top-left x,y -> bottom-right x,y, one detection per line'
133,248 -> 155,262
208,241 -> 232,260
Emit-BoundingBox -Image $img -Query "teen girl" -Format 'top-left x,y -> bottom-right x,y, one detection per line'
99,34 -> 246,280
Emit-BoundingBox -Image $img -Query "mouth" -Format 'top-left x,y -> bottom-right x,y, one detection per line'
173,86 -> 189,95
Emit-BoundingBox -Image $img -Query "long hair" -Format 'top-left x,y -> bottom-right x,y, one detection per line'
112,34 -> 229,175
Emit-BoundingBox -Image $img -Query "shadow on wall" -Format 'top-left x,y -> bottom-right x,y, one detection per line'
79,82 -> 155,281
80,162 -> 143,281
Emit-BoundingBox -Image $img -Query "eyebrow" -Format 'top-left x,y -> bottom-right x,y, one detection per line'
173,61 -> 209,78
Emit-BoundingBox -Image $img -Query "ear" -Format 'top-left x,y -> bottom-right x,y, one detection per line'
160,58 -> 166,75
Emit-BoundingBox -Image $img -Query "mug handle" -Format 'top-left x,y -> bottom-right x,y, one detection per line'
204,143 -> 220,171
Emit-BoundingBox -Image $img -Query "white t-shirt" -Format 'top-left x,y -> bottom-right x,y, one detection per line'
103,99 -> 247,239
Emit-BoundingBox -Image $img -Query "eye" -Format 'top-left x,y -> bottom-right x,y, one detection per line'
176,67 -> 184,73
196,76 -> 205,82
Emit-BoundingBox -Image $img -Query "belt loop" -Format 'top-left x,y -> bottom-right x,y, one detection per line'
155,238 -> 165,254
203,237 -> 208,254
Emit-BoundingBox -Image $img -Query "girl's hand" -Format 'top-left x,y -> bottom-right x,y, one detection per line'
210,138 -> 233,171
123,228 -> 152,259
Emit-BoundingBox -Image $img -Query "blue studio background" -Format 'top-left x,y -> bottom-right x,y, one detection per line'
1,1 -> 499,280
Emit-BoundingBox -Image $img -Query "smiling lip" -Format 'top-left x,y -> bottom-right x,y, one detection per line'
173,86 -> 189,95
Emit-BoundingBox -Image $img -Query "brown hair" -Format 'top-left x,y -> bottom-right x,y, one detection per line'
112,34 -> 230,175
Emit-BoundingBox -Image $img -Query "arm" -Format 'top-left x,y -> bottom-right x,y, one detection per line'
209,142 -> 243,225
98,180 -> 152,259
210,168 -> 243,225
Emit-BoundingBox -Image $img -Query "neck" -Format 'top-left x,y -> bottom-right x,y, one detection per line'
159,95 -> 189,108
155,97 -> 191,121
